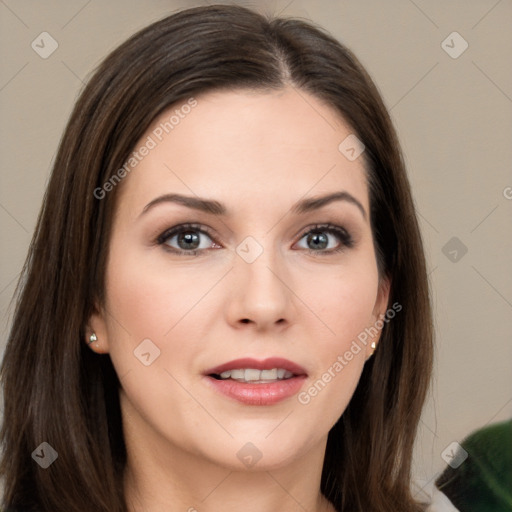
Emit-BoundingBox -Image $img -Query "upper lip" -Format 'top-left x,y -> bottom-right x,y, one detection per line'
204,357 -> 307,376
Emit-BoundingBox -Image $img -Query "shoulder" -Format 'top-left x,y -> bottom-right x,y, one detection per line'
425,487 -> 460,512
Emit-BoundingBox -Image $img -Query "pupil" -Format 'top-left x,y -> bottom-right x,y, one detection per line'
178,231 -> 200,250
308,232 -> 328,250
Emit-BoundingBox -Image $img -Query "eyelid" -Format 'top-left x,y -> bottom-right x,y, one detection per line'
296,222 -> 351,240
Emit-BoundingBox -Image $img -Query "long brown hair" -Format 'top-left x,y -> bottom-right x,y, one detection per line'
0,5 -> 433,511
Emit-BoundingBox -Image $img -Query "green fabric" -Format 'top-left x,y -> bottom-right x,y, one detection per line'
435,419 -> 512,512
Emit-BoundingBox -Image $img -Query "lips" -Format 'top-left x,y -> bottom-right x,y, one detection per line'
203,357 -> 308,405
204,357 -> 307,378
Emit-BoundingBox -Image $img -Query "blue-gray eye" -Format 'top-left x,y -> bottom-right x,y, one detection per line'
296,224 -> 353,253
157,224 -> 215,253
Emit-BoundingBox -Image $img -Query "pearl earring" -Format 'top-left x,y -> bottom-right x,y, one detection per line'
88,333 -> 97,345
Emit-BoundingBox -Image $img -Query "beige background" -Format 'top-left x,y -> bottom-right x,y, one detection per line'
1,0 -> 511,500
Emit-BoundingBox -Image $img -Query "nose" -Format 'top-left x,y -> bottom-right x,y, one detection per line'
224,242 -> 296,331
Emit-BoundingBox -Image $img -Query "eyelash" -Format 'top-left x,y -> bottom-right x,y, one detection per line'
156,222 -> 354,256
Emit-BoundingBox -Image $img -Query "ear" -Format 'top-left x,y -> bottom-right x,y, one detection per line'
365,275 -> 391,360
84,303 -> 110,355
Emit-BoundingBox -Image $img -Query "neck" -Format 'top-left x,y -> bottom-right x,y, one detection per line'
125,462 -> 335,512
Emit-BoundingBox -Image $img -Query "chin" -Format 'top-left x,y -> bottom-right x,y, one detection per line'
198,433 -> 317,472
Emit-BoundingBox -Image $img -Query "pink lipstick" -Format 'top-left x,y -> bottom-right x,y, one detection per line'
203,357 -> 307,406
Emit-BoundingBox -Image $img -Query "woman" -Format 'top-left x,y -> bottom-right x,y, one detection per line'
0,5 -> 433,511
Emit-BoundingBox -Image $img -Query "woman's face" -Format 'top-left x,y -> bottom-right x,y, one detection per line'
89,86 -> 389,471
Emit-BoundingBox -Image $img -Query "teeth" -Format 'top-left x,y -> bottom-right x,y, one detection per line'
245,369 -> 261,381
217,368 -> 295,382
261,369 -> 277,380
229,369 -> 245,380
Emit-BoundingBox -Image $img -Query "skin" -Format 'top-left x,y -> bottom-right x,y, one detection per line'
88,86 -> 390,512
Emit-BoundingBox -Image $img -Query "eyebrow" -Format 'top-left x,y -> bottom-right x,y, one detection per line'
140,191 -> 367,220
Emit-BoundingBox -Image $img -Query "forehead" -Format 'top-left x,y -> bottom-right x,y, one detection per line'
116,86 -> 369,216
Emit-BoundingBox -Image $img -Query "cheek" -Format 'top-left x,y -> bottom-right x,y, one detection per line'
101,248 -> 211,432
299,259 -> 380,344
102,244 -> 204,376
293,264 -> 379,417
105,237 -> 217,338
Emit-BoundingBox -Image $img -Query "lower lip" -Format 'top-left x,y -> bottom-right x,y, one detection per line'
204,375 -> 307,405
